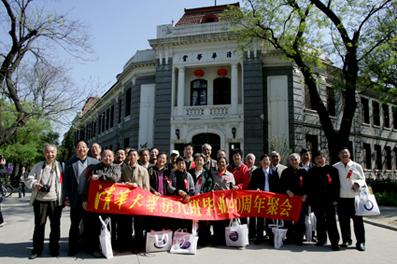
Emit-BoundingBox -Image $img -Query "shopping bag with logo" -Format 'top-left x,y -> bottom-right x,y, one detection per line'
269,220 -> 288,249
99,216 -> 113,259
225,218 -> 249,247
355,186 -> 380,216
170,226 -> 198,255
145,229 -> 173,253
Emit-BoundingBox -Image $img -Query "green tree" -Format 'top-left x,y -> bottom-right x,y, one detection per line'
0,100 -> 59,183
225,0 -> 396,162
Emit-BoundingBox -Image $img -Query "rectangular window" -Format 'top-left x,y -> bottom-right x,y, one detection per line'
327,87 -> 336,116
375,144 -> 382,170
348,141 -> 354,161
110,105 -> 114,128
92,121 -> 96,137
118,99 -> 122,123
385,146 -> 392,170
361,97 -> 370,124
125,88 -> 131,117
106,108 -> 110,130
304,84 -> 313,110
373,101 -> 380,126
363,143 -> 371,169
394,147 -> 397,170
393,107 -> 397,129
383,104 -> 390,128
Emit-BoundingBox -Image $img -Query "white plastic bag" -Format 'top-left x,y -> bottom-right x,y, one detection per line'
355,187 -> 380,216
269,220 -> 288,249
225,218 -> 249,247
99,216 -> 113,259
170,227 -> 198,255
145,229 -> 173,253
305,206 -> 316,242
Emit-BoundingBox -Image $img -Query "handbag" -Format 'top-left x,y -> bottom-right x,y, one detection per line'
269,220 -> 288,249
145,229 -> 173,253
98,216 -> 113,259
225,218 -> 249,247
170,227 -> 198,255
355,186 -> 380,216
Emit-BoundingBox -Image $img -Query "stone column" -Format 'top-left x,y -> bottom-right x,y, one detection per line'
177,66 -> 185,115
231,63 -> 238,114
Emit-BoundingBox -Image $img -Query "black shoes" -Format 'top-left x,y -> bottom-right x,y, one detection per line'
340,240 -> 352,247
356,243 -> 366,251
331,244 -> 340,251
29,253 -> 41,259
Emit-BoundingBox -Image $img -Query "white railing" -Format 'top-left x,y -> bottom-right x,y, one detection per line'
184,105 -> 230,118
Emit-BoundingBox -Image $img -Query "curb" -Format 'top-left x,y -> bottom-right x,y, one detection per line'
364,219 -> 397,232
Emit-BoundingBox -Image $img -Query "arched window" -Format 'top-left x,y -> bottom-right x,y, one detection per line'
191,79 -> 207,106
213,77 -> 231,105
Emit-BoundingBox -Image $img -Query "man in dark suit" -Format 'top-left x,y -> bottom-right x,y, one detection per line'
248,154 -> 280,244
63,140 -> 99,256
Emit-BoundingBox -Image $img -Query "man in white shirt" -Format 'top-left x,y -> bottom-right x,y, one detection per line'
333,148 -> 366,251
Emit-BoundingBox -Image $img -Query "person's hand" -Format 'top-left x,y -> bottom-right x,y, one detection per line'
178,190 -> 187,197
332,201 -> 338,206
91,174 -> 99,181
154,191 -> 161,196
352,183 -> 360,192
0,158 -> 6,165
34,182 -> 43,190
286,190 -> 294,197
82,201 -> 88,210
182,194 -> 190,203
302,194 -> 307,202
232,185 -> 239,190
127,182 -> 138,188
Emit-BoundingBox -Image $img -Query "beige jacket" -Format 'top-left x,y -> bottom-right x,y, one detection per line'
120,164 -> 150,191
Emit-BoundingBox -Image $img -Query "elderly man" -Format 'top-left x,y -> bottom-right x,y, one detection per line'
63,140 -> 99,256
82,149 -> 121,257
119,149 -> 150,251
333,148 -> 366,251
90,143 -> 102,160
26,144 -> 64,259
202,143 -> 217,174
270,151 -> 287,177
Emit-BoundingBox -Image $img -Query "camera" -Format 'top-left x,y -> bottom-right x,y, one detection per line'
41,185 -> 50,193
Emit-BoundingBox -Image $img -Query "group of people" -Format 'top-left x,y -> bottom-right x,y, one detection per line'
25,140 -> 368,259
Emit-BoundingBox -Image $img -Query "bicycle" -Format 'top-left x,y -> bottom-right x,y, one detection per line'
0,183 -> 14,198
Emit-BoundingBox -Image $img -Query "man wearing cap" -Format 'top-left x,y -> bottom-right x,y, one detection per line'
168,150 -> 180,171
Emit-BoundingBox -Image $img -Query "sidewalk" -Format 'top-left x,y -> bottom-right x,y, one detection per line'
363,206 -> 397,231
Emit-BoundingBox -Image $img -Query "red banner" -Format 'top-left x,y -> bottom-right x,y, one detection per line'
86,181 -> 302,222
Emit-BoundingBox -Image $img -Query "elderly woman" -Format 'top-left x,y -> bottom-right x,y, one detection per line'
280,153 -> 307,246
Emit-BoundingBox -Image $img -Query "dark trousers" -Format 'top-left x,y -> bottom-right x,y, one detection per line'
313,203 -> 340,246
32,200 -> 63,254
255,218 -> 275,241
337,198 -> 365,244
117,215 -> 133,247
69,203 -> 96,253
198,220 -> 211,246
213,220 -> 229,246
0,204 -> 4,224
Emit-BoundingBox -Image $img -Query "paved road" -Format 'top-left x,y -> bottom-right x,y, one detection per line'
1,194 -> 396,264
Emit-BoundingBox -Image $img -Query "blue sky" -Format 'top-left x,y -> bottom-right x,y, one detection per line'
49,0 -> 237,97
